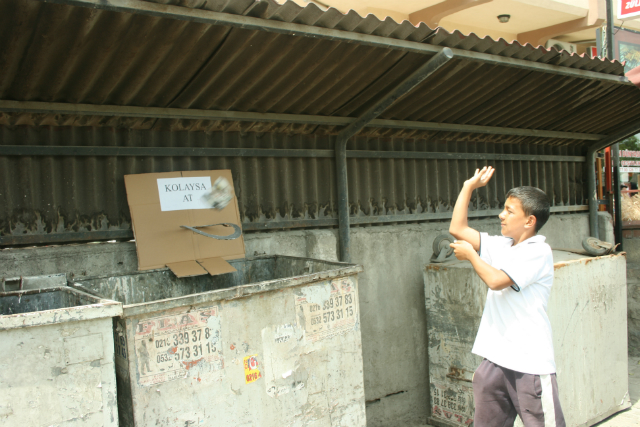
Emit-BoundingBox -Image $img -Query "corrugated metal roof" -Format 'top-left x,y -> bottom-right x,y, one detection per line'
133,0 -> 627,76
0,0 -> 637,245
0,0 -> 638,143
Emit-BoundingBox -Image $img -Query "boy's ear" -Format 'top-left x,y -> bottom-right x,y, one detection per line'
524,215 -> 537,229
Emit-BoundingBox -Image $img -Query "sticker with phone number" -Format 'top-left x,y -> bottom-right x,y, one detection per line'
296,278 -> 358,343
430,382 -> 473,426
134,306 -> 222,386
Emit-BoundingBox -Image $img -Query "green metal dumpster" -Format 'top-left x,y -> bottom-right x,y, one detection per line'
0,287 -> 122,427
71,255 -> 365,427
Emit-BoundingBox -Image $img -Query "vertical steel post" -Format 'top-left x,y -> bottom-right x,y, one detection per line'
336,137 -> 351,262
612,145 -> 623,249
588,146 -> 599,238
335,48 -> 454,262
606,0 -> 623,249
606,0 -> 614,60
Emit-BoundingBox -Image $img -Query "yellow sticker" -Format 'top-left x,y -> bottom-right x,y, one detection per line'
243,354 -> 261,384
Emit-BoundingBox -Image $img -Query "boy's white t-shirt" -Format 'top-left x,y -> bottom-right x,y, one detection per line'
471,232 -> 556,375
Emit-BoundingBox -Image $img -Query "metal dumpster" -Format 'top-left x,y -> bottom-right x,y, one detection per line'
0,286 -> 122,427
71,255 -> 365,427
424,251 -> 629,427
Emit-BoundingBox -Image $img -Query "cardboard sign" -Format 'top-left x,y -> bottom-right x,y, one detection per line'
124,170 -> 245,277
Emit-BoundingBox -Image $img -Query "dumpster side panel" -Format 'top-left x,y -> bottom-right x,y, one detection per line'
549,253 -> 629,426
120,274 -> 364,427
0,318 -> 118,427
424,263 -> 484,427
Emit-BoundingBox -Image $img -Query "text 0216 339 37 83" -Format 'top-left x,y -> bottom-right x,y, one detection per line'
133,306 -> 223,386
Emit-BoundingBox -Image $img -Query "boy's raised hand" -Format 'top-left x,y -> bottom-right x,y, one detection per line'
464,166 -> 494,190
450,240 -> 476,261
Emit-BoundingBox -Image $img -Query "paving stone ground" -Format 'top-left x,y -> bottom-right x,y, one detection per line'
414,356 -> 640,427
594,356 -> 640,427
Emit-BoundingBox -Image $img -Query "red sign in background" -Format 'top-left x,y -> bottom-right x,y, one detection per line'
620,0 -> 640,19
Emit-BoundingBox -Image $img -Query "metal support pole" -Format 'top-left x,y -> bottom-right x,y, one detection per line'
335,48 -> 454,262
612,145 -> 623,249
587,145 -> 600,238
588,0 -> 619,240
336,140 -> 351,262
606,0 -> 623,249
606,0 -> 615,61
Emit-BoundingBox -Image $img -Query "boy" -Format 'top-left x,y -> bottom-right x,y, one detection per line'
448,166 -> 565,427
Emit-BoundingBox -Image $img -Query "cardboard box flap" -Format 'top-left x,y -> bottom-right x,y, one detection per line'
125,170 -> 246,276
197,257 -> 237,276
167,261 -> 208,278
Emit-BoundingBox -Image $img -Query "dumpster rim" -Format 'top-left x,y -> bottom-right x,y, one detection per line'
71,255 -> 363,318
0,286 -> 123,329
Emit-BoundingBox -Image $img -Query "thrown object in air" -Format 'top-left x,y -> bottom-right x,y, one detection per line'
202,176 -> 233,210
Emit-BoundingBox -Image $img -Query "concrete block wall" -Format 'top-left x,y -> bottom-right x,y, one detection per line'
0,212 -> 608,426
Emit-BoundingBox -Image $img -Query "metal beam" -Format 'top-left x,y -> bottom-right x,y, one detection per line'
0,230 -> 134,246
0,145 -> 585,162
370,119 -> 602,141
0,100 -> 604,141
33,0 -> 631,84
349,205 -> 588,225
346,151 -> 585,162
335,48 -> 454,262
0,145 -> 335,158
0,206 -> 586,246
0,100 -> 352,127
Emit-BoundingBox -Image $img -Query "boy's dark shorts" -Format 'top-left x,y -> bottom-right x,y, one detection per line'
473,359 -> 565,427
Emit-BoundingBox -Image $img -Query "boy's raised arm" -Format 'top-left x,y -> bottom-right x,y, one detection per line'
449,166 -> 494,251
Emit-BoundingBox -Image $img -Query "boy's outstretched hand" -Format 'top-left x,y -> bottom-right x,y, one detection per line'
449,240 -> 476,261
464,166 -> 494,190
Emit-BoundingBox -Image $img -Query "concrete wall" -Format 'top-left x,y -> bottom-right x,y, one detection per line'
0,212 -> 609,426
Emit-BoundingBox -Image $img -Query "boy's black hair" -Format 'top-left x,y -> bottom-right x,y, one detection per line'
505,186 -> 550,232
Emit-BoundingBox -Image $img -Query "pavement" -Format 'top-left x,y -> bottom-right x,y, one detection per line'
413,356 -> 640,427
594,355 -> 640,427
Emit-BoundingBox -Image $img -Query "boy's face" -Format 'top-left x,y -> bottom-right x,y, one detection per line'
499,197 -> 535,239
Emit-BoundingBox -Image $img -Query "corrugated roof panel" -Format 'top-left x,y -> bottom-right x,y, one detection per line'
0,127 -> 585,242
0,0 -> 638,140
